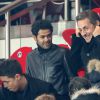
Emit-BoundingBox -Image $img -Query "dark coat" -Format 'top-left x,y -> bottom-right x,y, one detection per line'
81,36 -> 100,69
0,75 -> 57,100
70,35 -> 100,76
26,44 -> 71,96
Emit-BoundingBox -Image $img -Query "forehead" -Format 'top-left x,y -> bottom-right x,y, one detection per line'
38,29 -> 51,36
77,18 -> 91,28
0,76 -> 14,81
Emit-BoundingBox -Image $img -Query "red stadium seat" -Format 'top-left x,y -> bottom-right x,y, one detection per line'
58,44 -> 69,49
77,68 -> 85,77
92,8 -> 100,15
10,47 -> 32,73
62,29 -> 75,47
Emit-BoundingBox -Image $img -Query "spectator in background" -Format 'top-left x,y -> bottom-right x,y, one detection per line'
35,94 -> 56,100
0,59 -> 57,100
71,87 -> 100,100
87,59 -> 100,88
0,59 -> 5,87
70,10 -> 100,76
26,20 -> 71,100
68,76 -> 91,98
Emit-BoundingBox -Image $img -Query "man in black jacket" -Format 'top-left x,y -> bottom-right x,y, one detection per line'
0,59 -> 57,100
70,10 -> 100,76
26,20 -> 71,100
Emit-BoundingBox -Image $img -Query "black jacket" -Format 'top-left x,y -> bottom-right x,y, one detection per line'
26,44 -> 71,96
70,35 -> 100,76
81,36 -> 100,69
0,75 -> 57,100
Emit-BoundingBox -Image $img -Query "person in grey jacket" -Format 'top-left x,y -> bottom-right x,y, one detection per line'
26,20 -> 71,100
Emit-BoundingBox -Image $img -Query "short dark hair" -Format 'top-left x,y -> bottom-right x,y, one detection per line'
69,77 -> 91,96
0,59 -> 22,77
76,10 -> 100,25
31,20 -> 53,36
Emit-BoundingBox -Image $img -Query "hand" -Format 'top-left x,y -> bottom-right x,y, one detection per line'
93,25 -> 100,37
76,28 -> 81,37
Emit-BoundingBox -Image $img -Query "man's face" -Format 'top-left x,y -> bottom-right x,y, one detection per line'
34,29 -> 52,49
77,18 -> 95,43
0,76 -> 19,92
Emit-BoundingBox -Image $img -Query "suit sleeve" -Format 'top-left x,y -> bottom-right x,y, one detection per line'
70,34 -> 84,76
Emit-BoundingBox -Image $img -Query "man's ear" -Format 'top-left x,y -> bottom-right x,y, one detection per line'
96,20 -> 100,26
15,74 -> 21,80
33,35 -> 37,41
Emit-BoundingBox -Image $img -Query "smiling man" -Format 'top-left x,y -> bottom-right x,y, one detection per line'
70,10 -> 100,76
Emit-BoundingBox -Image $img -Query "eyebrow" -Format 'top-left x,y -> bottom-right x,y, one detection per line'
78,26 -> 88,30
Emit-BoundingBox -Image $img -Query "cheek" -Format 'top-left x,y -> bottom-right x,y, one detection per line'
48,37 -> 52,41
9,82 -> 17,88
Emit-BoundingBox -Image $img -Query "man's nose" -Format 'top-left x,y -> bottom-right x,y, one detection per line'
44,37 -> 49,41
81,29 -> 87,36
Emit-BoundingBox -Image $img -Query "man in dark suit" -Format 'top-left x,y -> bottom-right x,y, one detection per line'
0,59 -> 57,100
70,10 -> 100,76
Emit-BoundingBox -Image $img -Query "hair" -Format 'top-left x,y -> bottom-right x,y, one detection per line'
71,87 -> 100,100
87,59 -> 100,73
76,10 -> 100,25
69,77 -> 91,96
0,59 -> 22,77
87,59 -> 100,85
35,94 -> 56,100
31,20 -> 53,36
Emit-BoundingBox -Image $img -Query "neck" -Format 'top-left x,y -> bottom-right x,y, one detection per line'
38,44 -> 52,53
19,75 -> 28,91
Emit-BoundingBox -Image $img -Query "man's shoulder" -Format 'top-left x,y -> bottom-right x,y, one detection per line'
25,75 -> 52,87
27,48 -> 38,56
53,44 -> 69,53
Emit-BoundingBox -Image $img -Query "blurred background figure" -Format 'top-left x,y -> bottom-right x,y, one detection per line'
68,76 -> 91,98
35,94 -> 56,100
71,87 -> 100,100
87,59 -> 100,88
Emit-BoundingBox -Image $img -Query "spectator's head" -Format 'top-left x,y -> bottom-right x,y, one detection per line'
35,94 -> 56,100
0,59 -> 5,86
0,59 -> 27,92
31,20 -> 53,49
87,59 -> 100,85
76,10 -> 100,43
71,87 -> 100,100
69,77 -> 91,96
